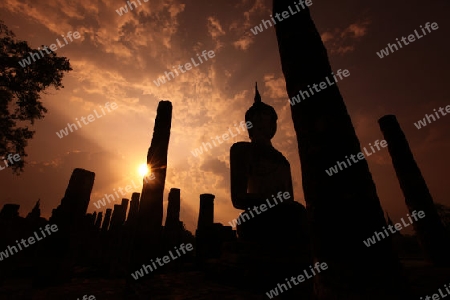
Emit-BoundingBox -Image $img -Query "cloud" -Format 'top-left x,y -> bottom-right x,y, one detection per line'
233,34 -> 253,50
321,19 -> 371,55
263,74 -> 287,100
229,0 -> 266,51
207,16 -> 226,39
342,22 -> 370,38
321,32 -> 334,43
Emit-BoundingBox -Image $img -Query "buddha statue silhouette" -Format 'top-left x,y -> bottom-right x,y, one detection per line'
230,82 -> 308,242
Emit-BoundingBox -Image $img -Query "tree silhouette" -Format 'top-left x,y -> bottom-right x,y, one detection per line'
0,20 -> 72,174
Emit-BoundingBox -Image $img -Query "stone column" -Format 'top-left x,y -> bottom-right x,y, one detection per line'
133,101 -> 172,265
50,168 -> 95,231
35,168 -> 95,286
197,194 -> 214,229
94,212 -> 103,230
164,188 -> 181,248
195,194 -> 215,261
85,213 -> 95,228
127,193 -> 140,225
91,212 -> 97,226
102,208 -> 112,232
165,188 -> 181,228
118,198 -> 129,226
137,101 -> 172,237
110,204 -> 123,231
272,1 -> 406,298
379,115 -> 450,265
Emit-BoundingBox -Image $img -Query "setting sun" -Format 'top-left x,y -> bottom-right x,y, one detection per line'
138,163 -> 150,177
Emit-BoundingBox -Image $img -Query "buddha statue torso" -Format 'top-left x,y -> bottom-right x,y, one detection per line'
240,142 -> 292,199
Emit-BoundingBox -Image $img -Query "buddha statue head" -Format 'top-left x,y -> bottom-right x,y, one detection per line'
245,82 -> 278,144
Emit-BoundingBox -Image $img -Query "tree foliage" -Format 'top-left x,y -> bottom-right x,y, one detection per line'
0,20 -> 72,174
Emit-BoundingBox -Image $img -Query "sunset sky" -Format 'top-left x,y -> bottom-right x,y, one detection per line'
1,0 -> 449,233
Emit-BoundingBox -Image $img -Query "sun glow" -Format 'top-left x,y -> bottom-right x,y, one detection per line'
138,164 -> 150,177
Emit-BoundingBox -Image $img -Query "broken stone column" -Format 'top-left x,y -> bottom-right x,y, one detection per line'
197,194 -> 214,229
85,213 -> 95,228
121,193 -> 140,277
272,1 -> 406,298
379,115 -> 450,265
35,168 -> 95,286
165,188 -> 181,228
50,168 -> 95,231
108,199 -> 129,276
118,198 -> 129,226
110,204 -> 123,231
195,194 -> 215,261
91,211 -> 97,226
126,193 -> 140,226
164,188 -> 182,247
94,212 -> 103,230
102,208 -> 112,233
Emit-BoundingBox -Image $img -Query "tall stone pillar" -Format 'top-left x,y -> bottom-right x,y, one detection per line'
102,208 -> 112,232
165,188 -> 181,228
272,1 -> 406,298
137,101 -> 172,237
197,194 -> 214,229
379,115 -> 450,265
133,101 -> 172,265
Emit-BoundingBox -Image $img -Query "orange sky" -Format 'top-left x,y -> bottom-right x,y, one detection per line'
1,0 -> 449,233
